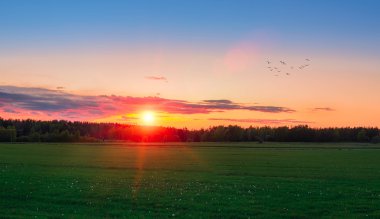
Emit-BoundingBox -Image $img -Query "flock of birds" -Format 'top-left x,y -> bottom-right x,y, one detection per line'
266,58 -> 311,77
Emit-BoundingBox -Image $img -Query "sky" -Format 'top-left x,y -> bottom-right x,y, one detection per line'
0,0 -> 380,128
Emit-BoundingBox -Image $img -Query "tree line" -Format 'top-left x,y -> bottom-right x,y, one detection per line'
0,118 -> 379,143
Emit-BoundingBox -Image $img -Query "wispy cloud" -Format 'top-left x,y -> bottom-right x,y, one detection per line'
145,76 -> 168,82
313,107 -> 335,112
203,99 -> 233,104
209,118 -> 312,125
3,108 -> 19,114
201,99 -> 295,113
0,85 -> 294,120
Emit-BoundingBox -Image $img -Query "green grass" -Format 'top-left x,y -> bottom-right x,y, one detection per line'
1,142 -> 380,218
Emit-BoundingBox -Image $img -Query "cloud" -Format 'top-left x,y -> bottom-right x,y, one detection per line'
245,106 -> 295,113
0,85 -> 294,120
209,118 -> 312,125
313,107 -> 335,111
3,108 -> 19,114
203,99 -> 233,104
200,99 -> 294,113
0,87 -> 98,111
145,76 -> 168,82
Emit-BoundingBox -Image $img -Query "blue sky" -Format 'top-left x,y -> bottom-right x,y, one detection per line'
1,0 -> 379,52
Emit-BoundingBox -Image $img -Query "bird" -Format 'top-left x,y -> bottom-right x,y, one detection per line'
266,60 -> 271,64
305,58 -> 310,61
280,61 -> 286,65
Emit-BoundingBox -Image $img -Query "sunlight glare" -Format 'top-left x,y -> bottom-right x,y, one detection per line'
142,111 -> 155,125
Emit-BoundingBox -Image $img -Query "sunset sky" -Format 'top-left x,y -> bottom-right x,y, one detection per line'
1,0 -> 380,128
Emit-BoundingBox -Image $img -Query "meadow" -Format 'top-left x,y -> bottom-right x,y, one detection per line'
1,142 -> 380,218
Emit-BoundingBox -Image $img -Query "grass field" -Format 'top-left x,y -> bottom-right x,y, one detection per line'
1,142 -> 380,218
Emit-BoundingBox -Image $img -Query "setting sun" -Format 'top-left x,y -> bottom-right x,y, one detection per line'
141,111 -> 155,125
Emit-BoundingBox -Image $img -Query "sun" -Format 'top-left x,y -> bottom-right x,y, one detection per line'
141,111 -> 155,125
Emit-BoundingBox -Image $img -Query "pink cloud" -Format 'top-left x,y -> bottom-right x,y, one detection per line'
145,76 -> 168,82
0,85 -> 294,121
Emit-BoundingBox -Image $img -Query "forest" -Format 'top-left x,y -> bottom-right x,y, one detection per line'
0,118 -> 379,143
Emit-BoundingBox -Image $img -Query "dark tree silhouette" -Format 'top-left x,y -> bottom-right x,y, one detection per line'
0,118 -> 379,143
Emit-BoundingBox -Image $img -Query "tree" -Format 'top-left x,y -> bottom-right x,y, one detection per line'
357,129 -> 369,142
0,126 -> 17,142
371,136 -> 380,144
0,118 -> 379,143
211,126 -> 226,142
28,132 -> 41,142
